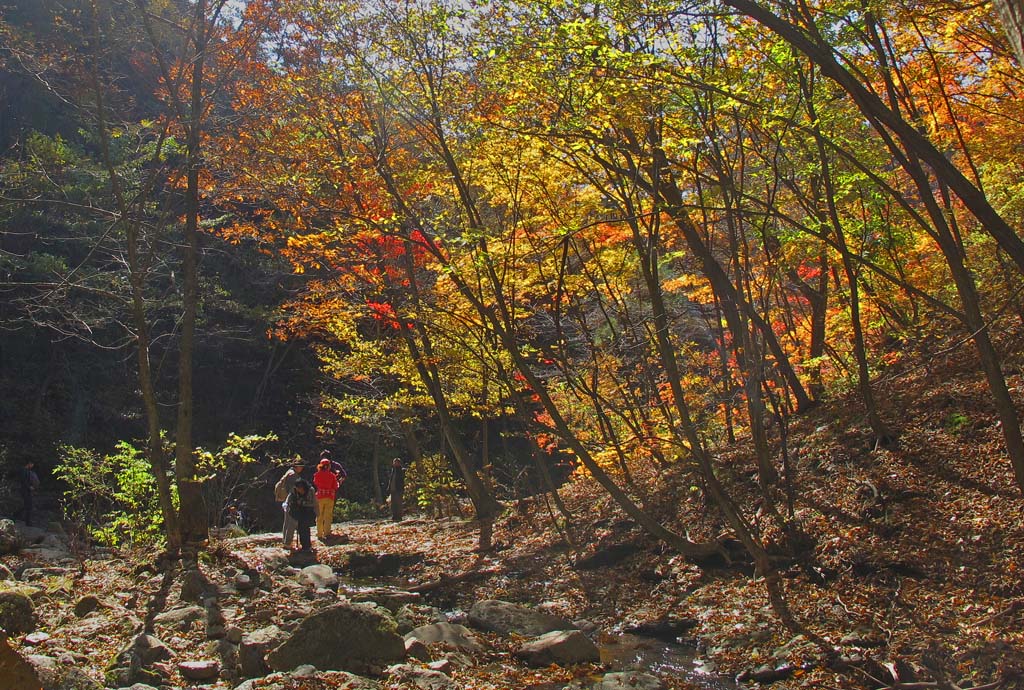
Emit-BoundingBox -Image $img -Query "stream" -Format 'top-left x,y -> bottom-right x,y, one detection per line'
598,632 -> 739,689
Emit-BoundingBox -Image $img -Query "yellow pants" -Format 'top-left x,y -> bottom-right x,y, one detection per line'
316,498 -> 334,539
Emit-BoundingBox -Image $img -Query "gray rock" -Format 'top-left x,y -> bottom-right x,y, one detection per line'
233,573 -> 257,592
394,604 -> 445,634
19,567 -> 71,582
28,654 -> 104,690
384,663 -> 456,690
23,631 -> 50,646
233,669 -> 380,690
405,638 -> 431,662
349,587 -> 421,612
467,600 -> 576,637
515,630 -> 600,667
226,626 -> 243,644
0,519 -> 20,555
177,660 -> 219,681
592,671 -> 666,689
110,633 -> 172,669
73,595 -> 101,618
298,564 -> 338,590
266,601 -> 405,675
21,535 -> 72,562
0,590 -> 36,635
180,569 -> 209,603
117,685 -> 159,690
153,605 -> 204,628
404,623 -> 484,654
239,625 -> 287,678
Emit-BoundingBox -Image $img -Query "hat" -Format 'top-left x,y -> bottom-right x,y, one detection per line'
318,459 -> 330,469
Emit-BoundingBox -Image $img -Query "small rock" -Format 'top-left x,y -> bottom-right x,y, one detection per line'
180,569 -> 209,603
233,573 -> 256,592
405,638 -> 431,662
19,567 -> 71,582
0,519 -> 21,555
178,659 -> 220,681
593,671 -> 666,689
23,631 -> 49,646
239,625 -> 286,678
298,564 -> 339,590
226,627 -> 243,644
737,664 -> 797,684
385,663 -> 456,690
404,623 -> 484,654
153,605 -> 204,628
74,595 -> 101,618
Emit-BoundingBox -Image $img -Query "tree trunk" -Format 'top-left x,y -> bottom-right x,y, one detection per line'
994,0 -> 1024,67
174,0 -> 208,547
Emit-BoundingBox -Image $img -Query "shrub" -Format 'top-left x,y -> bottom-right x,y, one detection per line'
54,442 -> 168,547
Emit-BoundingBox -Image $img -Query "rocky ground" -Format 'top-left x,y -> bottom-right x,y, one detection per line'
3,341 -> 1024,690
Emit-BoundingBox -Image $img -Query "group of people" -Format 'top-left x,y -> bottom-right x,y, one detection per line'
276,451 -> 347,552
275,453 -> 407,552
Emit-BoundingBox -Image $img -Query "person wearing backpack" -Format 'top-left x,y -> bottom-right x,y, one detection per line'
287,479 -> 317,552
275,459 -> 304,548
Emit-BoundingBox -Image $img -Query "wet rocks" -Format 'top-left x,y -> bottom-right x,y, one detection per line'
515,629 -> 600,667
297,564 -> 338,591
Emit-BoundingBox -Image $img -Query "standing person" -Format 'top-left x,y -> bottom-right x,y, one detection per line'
287,479 -> 317,552
274,459 -> 304,548
387,457 -> 405,522
312,458 -> 340,541
18,460 -> 40,527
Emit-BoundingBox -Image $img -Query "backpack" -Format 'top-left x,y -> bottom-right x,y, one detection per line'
274,473 -> 289,502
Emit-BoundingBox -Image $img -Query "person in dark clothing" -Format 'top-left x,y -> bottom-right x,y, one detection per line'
19,460 -> 40,526
287,479 -> 317,552
387,457 -> 405,522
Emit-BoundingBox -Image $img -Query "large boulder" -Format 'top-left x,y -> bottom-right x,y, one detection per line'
404,623 -> 484,654
266,602 -> 405,675
239,625 -> 287,678
515,630 -> 600,667
0,590 -> 37,635
467,600 -> 576,637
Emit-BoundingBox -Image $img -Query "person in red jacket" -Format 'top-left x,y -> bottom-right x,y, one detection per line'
312,458 -> 341,540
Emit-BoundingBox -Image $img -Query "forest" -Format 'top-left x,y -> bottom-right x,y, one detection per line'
2,0 -> 1024,688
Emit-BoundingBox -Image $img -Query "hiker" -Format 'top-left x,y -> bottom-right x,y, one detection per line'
288,478 -> 317,552
320,449 -> 348,489
275,459 -> 304,548
19,459 -> 40,527
387,457 -> 405,522
313,457 -> 341,540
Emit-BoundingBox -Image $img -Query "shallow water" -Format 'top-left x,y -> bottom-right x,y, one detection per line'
598,633 -> 739,689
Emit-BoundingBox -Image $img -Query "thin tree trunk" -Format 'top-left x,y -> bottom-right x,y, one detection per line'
175,0 -> 208,547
